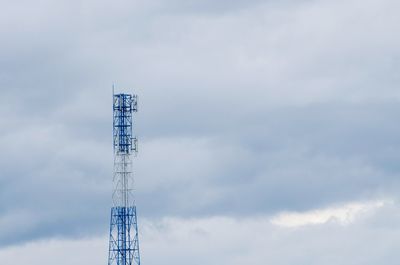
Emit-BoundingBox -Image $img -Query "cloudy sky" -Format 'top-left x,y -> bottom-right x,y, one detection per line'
1,0 -> 400,264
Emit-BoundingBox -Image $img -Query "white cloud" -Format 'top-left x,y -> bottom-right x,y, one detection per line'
270,200 -> 390,227
0,237 -> 106,265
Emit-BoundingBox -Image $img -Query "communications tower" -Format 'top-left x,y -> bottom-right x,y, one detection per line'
108,89 -> 141,265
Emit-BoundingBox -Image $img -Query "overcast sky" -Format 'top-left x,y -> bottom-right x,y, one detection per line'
1,0 -> 400,264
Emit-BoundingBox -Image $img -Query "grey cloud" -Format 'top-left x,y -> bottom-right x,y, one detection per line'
2,202 -> 400,265
1,0 -> 400,249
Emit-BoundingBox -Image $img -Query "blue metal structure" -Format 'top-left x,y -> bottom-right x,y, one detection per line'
108,91 -> 140,265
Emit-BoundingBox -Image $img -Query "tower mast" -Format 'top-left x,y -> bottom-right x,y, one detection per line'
108,90 -> 140,265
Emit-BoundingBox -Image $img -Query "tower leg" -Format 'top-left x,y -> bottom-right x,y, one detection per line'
108,206 -> 141,265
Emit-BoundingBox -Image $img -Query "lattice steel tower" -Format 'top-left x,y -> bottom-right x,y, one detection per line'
108,90 -> 141,265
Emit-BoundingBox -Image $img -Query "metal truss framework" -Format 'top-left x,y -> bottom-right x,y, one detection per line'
108,92 -> 140,265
